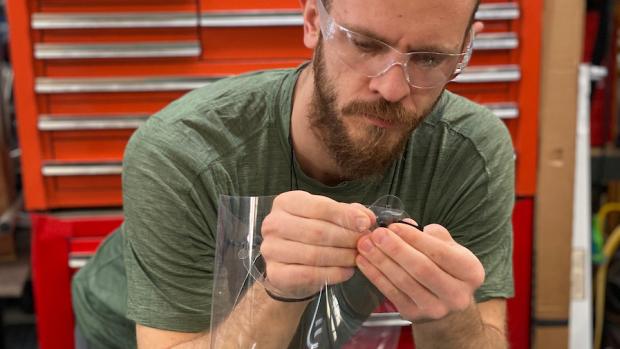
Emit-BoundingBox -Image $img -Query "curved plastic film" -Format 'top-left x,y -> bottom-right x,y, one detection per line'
210,195 -> 405,348
368,195 -> 410,229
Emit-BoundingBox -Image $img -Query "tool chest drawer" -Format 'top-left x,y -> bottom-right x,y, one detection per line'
38,116 -> 143,175
198,4 -> 307,61
199,0 -> 301,12
40,129 -> 136,161
200,25 -> 310,61
43,172 -> 122,208
32,0 -> 198,13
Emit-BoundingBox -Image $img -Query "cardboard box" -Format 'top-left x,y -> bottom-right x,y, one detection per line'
534,0 -> 586,346
534,327 -> 569,349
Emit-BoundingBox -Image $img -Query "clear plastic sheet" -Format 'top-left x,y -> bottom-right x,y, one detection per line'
210,195 -> 412,348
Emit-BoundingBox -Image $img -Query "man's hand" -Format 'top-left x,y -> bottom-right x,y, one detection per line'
355,221 -> 485,321
261,191 -> 375,299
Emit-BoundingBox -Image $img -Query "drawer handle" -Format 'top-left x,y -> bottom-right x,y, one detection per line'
35,77 -> 218,94
31,12 -> 199,30
42,163 -> 123,176
485,103 -> 519,119
69,254 -> 92,269
362,312 -> 412,327
201,11 -> 303,27
453,65 -> 521,83
38,115 -> 149,131
474,33 -> 518,51
35,42 -> 201,60
475,3 -> 520,21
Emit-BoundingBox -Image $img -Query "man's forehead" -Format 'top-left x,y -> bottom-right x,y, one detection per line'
326,0 -> 474,51
328,0 -> 476,18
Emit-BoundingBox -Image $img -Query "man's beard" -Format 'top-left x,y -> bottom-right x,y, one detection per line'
308,40 -> 438,180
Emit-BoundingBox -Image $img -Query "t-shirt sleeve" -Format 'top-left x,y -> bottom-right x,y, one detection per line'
434,113 -> 516,303
122,120 -> 220,332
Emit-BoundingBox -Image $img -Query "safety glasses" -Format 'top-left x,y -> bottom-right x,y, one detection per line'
316,0 -> 474,89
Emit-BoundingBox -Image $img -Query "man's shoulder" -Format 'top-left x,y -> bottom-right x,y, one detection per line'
426,91 -> 513,152
433,91 -> 506,133
155,68 -> 294,127
126,68 -> 295,169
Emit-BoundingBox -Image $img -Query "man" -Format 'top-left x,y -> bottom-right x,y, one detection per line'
72,0 -> 514,347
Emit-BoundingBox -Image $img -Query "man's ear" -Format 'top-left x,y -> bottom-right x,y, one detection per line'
472,21 -> 484,35
300,0 -> 321,49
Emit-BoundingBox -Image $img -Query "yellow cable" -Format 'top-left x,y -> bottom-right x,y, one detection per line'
594,226 -> 620,349
597,203 -> 620,237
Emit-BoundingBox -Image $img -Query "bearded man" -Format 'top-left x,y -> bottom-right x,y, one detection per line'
72,0 -> 514,348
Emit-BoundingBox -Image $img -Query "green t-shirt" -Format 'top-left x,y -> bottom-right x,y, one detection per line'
72,65 -> 515,348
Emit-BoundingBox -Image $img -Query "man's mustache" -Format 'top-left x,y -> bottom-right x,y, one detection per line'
341,100 -> 418,125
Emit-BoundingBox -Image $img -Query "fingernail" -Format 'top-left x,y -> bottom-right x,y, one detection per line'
388,223 -> 401,233
345,268 -> 355,278
355,256 -> 367,268
373,229 -> 387,245
359,238 -> 374,252
356,216 -> 370,231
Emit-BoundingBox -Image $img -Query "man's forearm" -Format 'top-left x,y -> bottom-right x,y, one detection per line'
174,283 -> 309,349
412,303 -> 508,349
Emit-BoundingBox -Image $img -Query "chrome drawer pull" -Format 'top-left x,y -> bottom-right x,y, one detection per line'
38,115 -> 149,131
362,313 -> 412,327
474,33 -> 518,51
453,65 -> 521,83
475,3 -> 520,21
32,12 -> 198,30
69,254 -> 91,269
35,77 -> 217,94
485,103 -> 519,119
35,42 -> 201,59
201,11 -> 303,27
42,163 -> 123,176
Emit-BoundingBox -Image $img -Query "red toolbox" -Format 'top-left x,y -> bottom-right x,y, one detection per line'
8,0 -> 542,210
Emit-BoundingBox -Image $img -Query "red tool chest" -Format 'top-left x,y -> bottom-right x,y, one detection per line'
9,0 -> 540,210
6,0 -> 540,348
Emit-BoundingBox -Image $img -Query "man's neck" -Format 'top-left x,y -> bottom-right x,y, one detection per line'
290,65 -> 345,186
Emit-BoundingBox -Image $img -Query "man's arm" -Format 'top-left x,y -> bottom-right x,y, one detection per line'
136,282 -> 310,349
355,222 -> 510,346
135,191 -> 375,348
412,299 -> 507,349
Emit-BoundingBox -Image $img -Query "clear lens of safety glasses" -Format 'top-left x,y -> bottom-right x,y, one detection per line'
317,0 -> 473,89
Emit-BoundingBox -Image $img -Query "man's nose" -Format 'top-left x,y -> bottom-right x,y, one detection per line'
368,63 -> 411,103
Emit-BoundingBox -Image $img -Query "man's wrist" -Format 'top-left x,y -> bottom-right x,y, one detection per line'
264,288 -> 319,303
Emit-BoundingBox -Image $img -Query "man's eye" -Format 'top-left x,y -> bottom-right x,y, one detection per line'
412,54 -> 446,68
350,38 -> 384,53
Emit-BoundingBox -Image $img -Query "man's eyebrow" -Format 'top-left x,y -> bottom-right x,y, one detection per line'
340,21 -> 460,54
